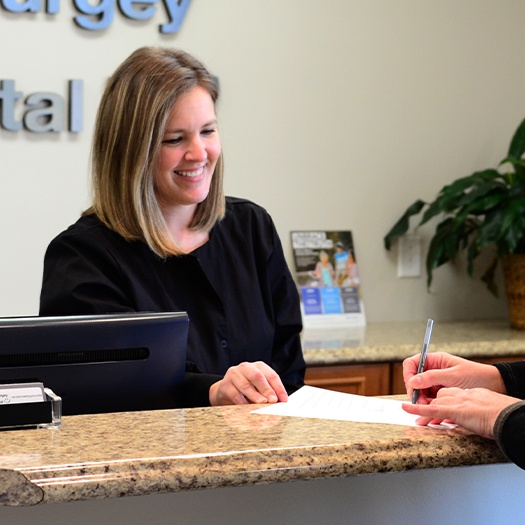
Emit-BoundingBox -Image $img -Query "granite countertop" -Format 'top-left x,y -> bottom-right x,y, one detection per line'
1,320 -> 518,507
0,402 -> 507,507
302,319 -> 525,365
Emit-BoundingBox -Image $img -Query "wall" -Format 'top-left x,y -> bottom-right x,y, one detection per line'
2,0 -> 525,322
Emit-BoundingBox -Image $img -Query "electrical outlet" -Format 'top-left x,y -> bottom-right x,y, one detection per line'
397,234 -> 421,278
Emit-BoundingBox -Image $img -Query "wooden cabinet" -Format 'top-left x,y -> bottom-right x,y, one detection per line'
306,355 -> 525,396
390,362 -> 406,395
305,363 -> 390,396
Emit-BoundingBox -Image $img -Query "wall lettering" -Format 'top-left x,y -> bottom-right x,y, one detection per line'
0,80 -> 83,133
2,0 -> 59,14
1,0 -> 190,34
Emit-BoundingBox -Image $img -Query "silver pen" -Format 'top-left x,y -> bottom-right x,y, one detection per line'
411,319 -> 434,404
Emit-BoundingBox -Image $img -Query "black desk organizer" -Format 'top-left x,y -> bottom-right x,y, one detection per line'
0,388 -> 62,430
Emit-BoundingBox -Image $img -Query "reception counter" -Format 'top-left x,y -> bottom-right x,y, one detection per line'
302,318 -> 525,364
0,403 -> 509,507
2,319 -> 525,524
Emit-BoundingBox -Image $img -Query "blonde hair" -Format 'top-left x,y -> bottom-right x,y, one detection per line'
84,47 -> 225,257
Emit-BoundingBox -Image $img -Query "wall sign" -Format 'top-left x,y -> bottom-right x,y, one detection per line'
0,80 -> 83,133
1,0 -> 191,33
1,0 -> 191,133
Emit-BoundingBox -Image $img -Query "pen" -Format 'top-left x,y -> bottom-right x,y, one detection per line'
411,318 -> 434,404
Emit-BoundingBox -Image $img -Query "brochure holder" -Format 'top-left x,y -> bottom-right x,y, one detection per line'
0,387 -> 62,430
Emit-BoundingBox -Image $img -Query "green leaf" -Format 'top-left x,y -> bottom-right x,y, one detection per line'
480,255 -> 500,297
454,189 -> 508,225
508,117 -> 525,159
496,198 -> 525,253
384,199 -> 426,250
501,158 -> 525,178
425,218 -> 465,287
475,213 -> 504,249
466,241 -> 480,276
420,193 -> 461,224
420,170 -> 502,225
442,170 -> 497,194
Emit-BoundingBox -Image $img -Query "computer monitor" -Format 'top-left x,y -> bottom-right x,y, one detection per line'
0,312 -> 189,415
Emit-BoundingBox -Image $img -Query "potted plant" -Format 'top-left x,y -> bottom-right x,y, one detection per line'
383,117 -> 525,329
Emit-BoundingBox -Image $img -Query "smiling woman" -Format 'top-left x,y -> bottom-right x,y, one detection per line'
155,86 -> 222,252
86,47 -> 225,258
39,46 -> 305,411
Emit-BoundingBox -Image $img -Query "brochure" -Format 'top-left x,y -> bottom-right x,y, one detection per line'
290,230 -> 366,327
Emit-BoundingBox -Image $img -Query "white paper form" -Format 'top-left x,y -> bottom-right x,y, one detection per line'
252,385 -> 420,427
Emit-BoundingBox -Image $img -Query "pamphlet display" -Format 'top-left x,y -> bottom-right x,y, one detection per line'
290,230 -> 365,327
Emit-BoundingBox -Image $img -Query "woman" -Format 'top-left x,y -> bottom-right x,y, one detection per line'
402,351 -> 525,470
39,47 -> 305,407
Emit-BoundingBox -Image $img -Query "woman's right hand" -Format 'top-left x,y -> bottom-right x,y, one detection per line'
209,361 -> 288,406
403,351 -> 507,404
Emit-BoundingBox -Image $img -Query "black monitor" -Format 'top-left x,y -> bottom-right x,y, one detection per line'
0,312 -> 189,415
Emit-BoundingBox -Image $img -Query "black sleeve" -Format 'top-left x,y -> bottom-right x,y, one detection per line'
493,361 -> 525,399
494,401 -> 525,470
267,220 -> 305,394
182,372 -> 222,407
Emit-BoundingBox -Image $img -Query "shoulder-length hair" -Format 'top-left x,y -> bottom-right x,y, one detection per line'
84,46 -> 225,257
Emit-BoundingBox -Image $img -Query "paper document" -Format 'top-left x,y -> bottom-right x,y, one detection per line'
252,385 -> 420,427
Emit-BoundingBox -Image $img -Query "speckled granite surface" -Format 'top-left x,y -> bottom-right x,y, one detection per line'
302,319 -> 525,364
0,320 -> 516,507
0,402 -> 507,507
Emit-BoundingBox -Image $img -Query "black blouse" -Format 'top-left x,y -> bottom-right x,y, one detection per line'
493,361 -> 525,470
39,197 -> 305,406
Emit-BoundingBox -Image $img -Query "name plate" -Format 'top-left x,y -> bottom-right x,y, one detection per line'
0,382 -> 46,405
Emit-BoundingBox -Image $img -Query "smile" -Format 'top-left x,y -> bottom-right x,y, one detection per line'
175,166 -> 204,178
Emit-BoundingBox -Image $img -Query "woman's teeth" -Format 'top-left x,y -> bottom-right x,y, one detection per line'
176,167 -> 204,178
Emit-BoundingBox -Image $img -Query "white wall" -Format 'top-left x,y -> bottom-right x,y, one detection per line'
2,0 -> 525,322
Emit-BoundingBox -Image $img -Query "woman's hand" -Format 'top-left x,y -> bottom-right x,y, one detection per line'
209,361 -> 288,406
403,351 -> 506,404
402,387 -> 521,439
